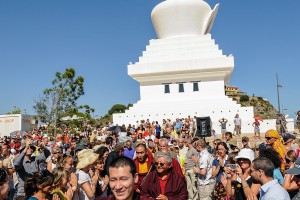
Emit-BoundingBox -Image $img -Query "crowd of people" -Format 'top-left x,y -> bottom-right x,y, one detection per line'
0,114 -> 299,200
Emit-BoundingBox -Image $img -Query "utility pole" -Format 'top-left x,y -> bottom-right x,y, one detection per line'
276,73 -> 282,114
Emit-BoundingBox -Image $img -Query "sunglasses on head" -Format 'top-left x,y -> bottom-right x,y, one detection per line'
155,162 -> 166,167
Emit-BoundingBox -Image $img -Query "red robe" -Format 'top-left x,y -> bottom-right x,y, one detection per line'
134,153 -> 155,190
140,168 -> 188,200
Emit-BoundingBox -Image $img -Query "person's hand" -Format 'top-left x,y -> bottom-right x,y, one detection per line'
89,169 -> 94,177
156,194 -> 168,200
69,172 -> 78,192
39,142 -> 44,149
193,166 -> 200,174
236,165 -> 243,178
52,194 -> 60,200
65,187 -> 74,200
92,169 -> 99,183
247,193 -> 258,200
103,175 -> 109,185
192,155 -> 198,163
26,139 -> 32,148
224,166 -> 231,174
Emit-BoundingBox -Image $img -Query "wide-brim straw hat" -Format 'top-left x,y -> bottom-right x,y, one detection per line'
228,138 -> 237,147
76,149 -> 99,169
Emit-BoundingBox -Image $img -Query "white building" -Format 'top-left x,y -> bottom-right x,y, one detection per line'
0,114 -> 38,137
113,0 -> 294,134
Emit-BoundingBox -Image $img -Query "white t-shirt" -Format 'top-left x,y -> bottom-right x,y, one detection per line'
234,118 -> 242,126
77,170 -> 94,200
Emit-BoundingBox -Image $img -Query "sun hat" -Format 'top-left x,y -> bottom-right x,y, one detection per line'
228,138 -> 237,147
286,158 -> 300,175
234,148 -> 255,162
76,149 -> 99,169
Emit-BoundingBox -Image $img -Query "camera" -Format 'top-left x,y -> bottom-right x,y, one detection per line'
227,164 -> 237,171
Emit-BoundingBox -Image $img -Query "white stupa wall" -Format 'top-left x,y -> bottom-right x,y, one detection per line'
140,81 -> 225,101
112,0 -> 295,134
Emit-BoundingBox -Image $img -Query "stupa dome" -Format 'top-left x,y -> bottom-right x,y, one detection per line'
151,0 -> 219,39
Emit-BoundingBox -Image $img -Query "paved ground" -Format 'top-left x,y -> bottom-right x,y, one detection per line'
204,128 -> 299,148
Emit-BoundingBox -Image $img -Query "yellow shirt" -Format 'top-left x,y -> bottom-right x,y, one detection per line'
139,158 -> 149,174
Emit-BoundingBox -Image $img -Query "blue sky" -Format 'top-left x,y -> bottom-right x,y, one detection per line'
0,0 -> 299,119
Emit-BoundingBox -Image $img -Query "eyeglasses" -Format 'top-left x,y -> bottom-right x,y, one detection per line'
286,158 -> 293,164
53,152 -> 60,154
155,162 -> 166,167
265,137 -> 273,140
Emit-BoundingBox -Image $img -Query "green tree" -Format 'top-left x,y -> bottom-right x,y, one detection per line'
7,106 -> 22,114
108,104 -> 128,115
240,95 -> 249,102
33,68 -> 85,125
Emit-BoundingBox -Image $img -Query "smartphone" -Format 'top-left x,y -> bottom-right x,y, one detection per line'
227,164 -> 237,170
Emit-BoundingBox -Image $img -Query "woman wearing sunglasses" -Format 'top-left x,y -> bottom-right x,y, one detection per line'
283,157 -> 300,199
224,148 -> 260,200
47,147 -> 63,172
286,150 -> 297,170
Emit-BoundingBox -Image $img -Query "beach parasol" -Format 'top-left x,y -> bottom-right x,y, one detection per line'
10,130 -> 27,138
253,116 -> 263,122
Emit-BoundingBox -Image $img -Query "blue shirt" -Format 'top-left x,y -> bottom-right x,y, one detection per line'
212,155 -> 228,183
174,121 -> 183,130
124,148 -> 135,159
259,179 -> 290,200
273,168 -> 284,184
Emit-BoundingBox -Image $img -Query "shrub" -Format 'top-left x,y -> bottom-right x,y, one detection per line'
240,95 -> 249,102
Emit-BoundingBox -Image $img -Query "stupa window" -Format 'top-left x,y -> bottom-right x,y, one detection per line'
164,84 -> 170,93
193,82 -> 199,91
179,83 -> 184,93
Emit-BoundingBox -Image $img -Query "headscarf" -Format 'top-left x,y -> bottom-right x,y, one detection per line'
266,129 -> 286,172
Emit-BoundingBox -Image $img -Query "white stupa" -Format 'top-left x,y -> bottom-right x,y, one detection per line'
113,0 -> 284,133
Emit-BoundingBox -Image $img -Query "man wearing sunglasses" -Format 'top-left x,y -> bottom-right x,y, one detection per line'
265,129 -> 286,173
140,152 -> 188,200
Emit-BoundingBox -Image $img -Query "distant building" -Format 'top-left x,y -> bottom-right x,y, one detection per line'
225,85 -> 246,101
225,85 -> 239,96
